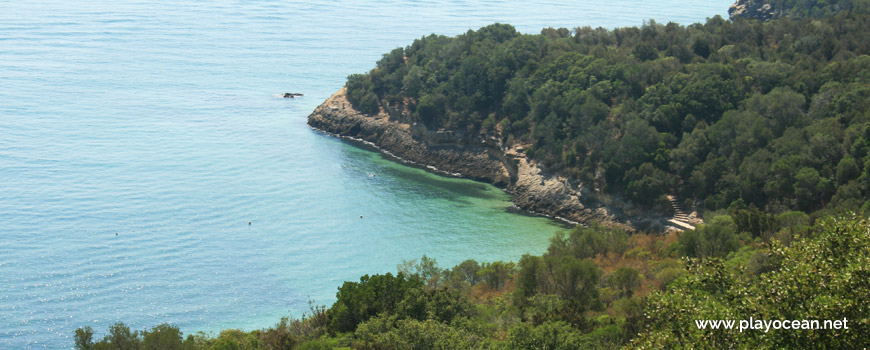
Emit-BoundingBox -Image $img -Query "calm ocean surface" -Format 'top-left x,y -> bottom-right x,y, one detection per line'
0,1 -> 730,348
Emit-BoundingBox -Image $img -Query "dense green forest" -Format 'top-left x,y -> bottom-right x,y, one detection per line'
75,2 -> 870,349
347,10 -> 870,214
774,0 -> 870,17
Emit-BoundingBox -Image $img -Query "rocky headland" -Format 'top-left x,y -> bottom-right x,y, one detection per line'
308,88 -> 679,232
728,0 -> 858,20
729,0 -> 781,20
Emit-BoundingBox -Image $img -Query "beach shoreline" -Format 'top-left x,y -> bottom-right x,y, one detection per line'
308,88 -> 672,232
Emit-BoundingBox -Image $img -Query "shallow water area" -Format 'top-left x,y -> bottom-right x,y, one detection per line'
0,0 -> 730,348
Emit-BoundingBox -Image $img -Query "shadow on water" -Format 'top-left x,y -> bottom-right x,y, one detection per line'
503,205 -> 575,230
334,137 -> 505,202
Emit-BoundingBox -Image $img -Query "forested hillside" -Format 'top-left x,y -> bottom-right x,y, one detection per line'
347,11 -> 870,214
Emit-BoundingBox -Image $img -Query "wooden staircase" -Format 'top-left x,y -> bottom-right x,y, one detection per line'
666,195 -> 696,231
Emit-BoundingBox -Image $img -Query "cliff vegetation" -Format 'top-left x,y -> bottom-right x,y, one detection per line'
345,11 -> 870,216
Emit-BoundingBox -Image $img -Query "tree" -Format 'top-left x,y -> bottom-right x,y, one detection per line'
398,255 -> 444,290
211,329 -> 259,350
104,323 -> 140,350
453,259 -> 481,286
608,267 -> 642,298
508,321 -> 585,350
633,44 -> 659,61
793,167 -> 835,211
692,38 -> 711,58
74,326 -> 95,350
477,261 -> 515,290
624,162 -> 670,207
329,273 -> 422,333
141,324 -> 183,350
547,224 -> 628,260
677,215 -> 739,258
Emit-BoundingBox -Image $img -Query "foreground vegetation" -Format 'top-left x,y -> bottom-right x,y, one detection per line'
75,213 -> 868,349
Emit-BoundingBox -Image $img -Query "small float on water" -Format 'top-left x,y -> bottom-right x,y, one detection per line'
283,92 -> 304,98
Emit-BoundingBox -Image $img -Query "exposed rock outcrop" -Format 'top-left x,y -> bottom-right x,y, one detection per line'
729,0 -> 781,21
308,88 -> 511,187
308,88 -> 672,232
728,0 -> 856,21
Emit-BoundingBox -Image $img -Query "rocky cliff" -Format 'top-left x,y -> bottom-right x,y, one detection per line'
729,0 -> 781,20
728,0 -> 858,20
308,88 -> 673,232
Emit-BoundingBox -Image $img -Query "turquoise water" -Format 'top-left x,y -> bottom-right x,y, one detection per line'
0,1 -> 730,348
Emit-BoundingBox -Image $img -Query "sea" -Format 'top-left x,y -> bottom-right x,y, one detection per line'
0,1 -> 731,348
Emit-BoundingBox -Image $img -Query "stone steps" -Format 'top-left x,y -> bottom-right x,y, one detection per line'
668,219 -> 696,231
666,195 -> 695,231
